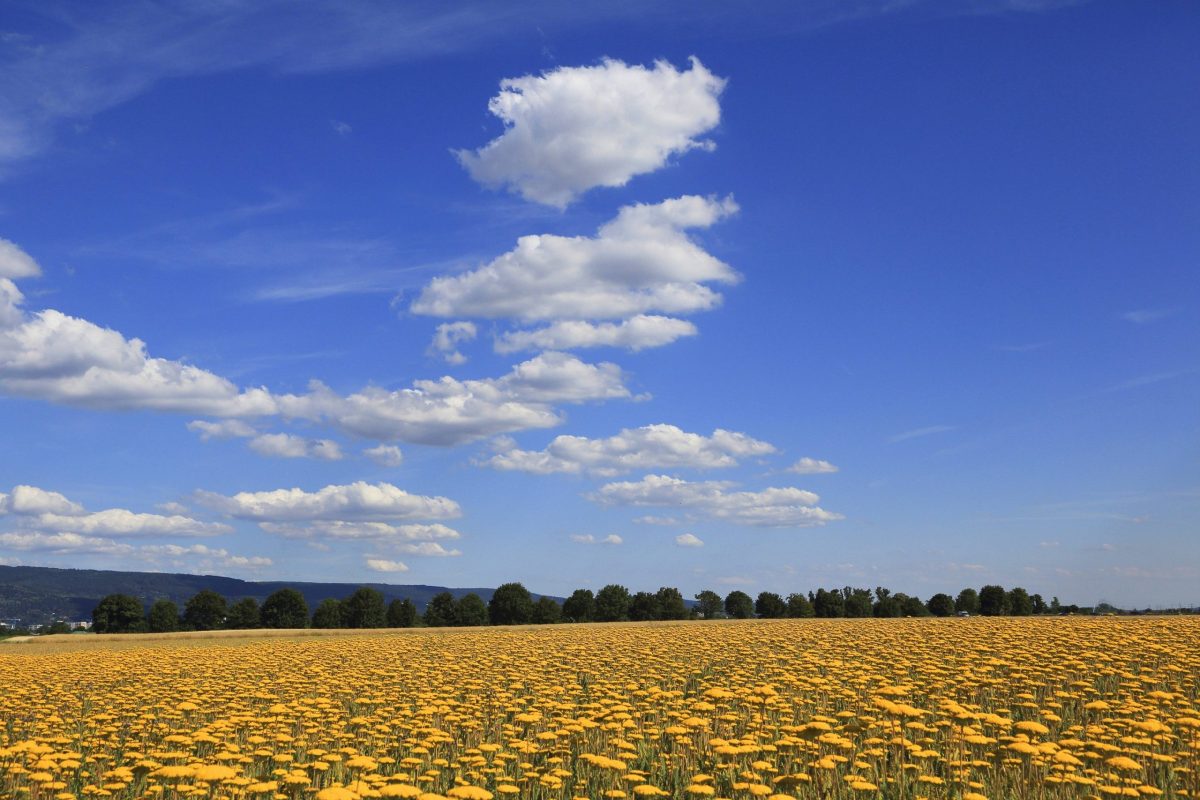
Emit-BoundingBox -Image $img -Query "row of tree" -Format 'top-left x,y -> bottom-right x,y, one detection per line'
92,581 -> 1081,633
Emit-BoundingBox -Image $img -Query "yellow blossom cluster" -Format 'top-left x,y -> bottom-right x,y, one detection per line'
1,617 -> 1198,800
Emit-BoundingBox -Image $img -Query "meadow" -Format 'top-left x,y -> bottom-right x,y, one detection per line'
1,617 -> 1196,800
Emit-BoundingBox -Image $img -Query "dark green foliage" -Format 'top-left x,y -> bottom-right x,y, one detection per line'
812,588 -> 844,618
44,620 -> 72,635
979,585 -> 1009,616
93,594 -> 145,633
1031,593 -> 1048,615
655,587 -> 687,620
594,584 -> 631,622
183,590 -> 227,631
900,594 -> 930,617
1007,587 -> 1033,616
311,598 -> 345,628
531,596 -> 562,624
226,597 -> 260,629
873,587 -> 901,618
456,593 -> 490,626
260,588 -> 308,628
387,598 -> 417,628
724,590 -> 754,619
694,590 -> 723,619
562,589 -> 595,622
423,592 -> 457,627
842,587 -> 874,618
786,592 -> 814,618
755,591 -> 787,618
955,588 -> 980,614
146,599 -> 180,632
628,591 -> 659,621
343,587 -> 386,628
489,582 -> 534,625
926,593 -> 955,617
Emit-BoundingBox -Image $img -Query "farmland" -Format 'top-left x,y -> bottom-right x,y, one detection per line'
2,617 -> 1197,799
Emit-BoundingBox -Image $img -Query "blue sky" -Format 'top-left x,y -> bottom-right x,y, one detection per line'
0,0 -> 1196,608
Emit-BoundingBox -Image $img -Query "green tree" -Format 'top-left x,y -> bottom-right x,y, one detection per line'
1031,593 -> 1048,615
226,597 -> 260,629
45,620 -> 72,635
456,593 -> 490,626
724,590 -> 754,619
594,584 -> 631,622
489,583 -> 534,625
628,591 -> 660,621
786,592 -> 815,618
562,589 -> 595,622
900,594 -> 931,617
955,588 -> 980,615
423,592 -> 458,627
812,588 -> 844,618
979,585 -> 1009,616
842,587 -> 874,618
94,594 -> 145,633
694,590 -> 723,619
387,598 -> 418,628
311,598 -> 345,629
755,591 -> 787,618
1007,587 -> 1033,616
183,590 -> 227,631
343,587 -> 386,628
926,593 -> 955,617
260,588 -> 309,628
531,596 -> 562,624
655,587 -> 688,620
146,599 -> 180,632
873,587 -> 901,618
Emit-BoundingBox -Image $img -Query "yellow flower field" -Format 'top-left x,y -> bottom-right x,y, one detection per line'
2,617 -> 1198,800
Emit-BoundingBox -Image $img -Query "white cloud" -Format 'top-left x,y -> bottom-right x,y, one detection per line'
137,543 -> 272,569
570,533 -> 622,546
428,321 -> 477,365
483,423 -> 775,476
632,515 -> 681,526
675,532 -> 704,547
156,501 -> 189,514
1121,308 -> 1176,324
331,119 -> 352,136
366,558 -> 409,573
392,541 -> 461,557
6,485 -> 85,516
196,481 -> 461,522
33,509 -> 230,537
411,195 -> 739,322
494,315 -> 698,354
457,57 -> 725,207
187,419 -> 257,440
0,239 -> 42,279
0,531 -> 133,556
591,474 -> 842,528
787,457 -> 839,474
248,432 -> 344,461
888,425 -> 955,444
258,520 -> 461,541
364,444 -> 404,467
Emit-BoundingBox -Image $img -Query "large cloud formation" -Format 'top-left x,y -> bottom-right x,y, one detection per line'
483,424 -> 775,476
457,58 -> 725,207
590,474 -> 843,528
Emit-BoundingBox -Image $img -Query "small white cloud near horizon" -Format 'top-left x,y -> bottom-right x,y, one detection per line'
570,533 -> 622,545
456,57 -> 725,207
365,557 -> 409,573
495,315 -> 698,354
787,457 -> 838,474
195,481 -> 461,522
675,532 -> 703,547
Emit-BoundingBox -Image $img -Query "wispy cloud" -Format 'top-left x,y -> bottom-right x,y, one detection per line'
1103,368 -> 1196,394
1120,308 -> 1178,325
888,425 -> 955,444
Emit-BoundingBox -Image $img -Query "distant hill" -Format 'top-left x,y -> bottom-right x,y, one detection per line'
0,565 -> 535,624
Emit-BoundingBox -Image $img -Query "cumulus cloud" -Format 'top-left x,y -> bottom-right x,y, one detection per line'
365,557 -> 409,573
428,321 -> 477,365
248,432 -> 344,461
787,457 -> 839,474
258,520 -> 460,542
457,57 -> 725,207
138,543 -> 272,569
483,424 -> 775,476
33,509 -> 231,537
0,531 -> 133,556
0,239 -> 42,279
675,532 -> 704,547
364,444 -> 404,467
196,481 -> 461,522
494,315 -> 697,354
571,533 -> 623,545
6,485 -> 85,516
591,474 -> 843,528
187,419 -> 257,440
411,195 -> 739,322
0,533 -> 268,570
632,515 -> 681,526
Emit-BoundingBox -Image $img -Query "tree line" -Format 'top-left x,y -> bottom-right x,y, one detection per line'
90,581 -> 1085,633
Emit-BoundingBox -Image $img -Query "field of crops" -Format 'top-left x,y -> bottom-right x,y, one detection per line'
2,617 -> 1197,800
